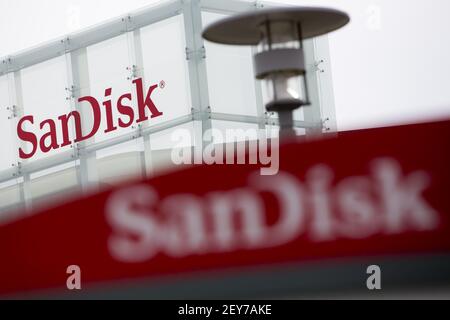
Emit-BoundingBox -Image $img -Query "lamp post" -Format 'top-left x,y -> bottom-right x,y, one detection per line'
202,7 -> 350,137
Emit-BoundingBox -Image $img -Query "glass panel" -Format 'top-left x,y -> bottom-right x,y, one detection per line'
149,121 -> 196,174
0,75 -> 16,171
30,162 -> 79,210
211,120 -> 259,143
150,121 -> 196,151
97,138 -> 144,186
32,185 -> 81,212
0,177 -> 23,221
20,56 -> 72,161
202,12 -> 258,117
140,15 -> 192,126
0,0 -> 159,57
87,34 -> 136,143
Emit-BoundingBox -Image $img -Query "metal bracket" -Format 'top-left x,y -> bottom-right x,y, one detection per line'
265,111 -> 277,126
6,105 -> 18,119
61,37 -> 71,53
191,106 -> 211,121
191,108 -> 200,120
11,162 -> 23,177
122,15 -> 135,33
314,59 -> 325,73
322,117 -> 331,132
131,124 -> 144,140
126,65 -> 138,81
185,46 -> 206,61
65,85 -> 76,101
254,1 -> 265,10
1,57 -> 12,75
70,144 -> 82,159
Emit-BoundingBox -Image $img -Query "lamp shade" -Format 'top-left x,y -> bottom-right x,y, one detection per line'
202,7 -> 350,46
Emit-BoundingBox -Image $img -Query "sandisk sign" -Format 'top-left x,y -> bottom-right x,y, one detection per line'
0,119 -> 449,296
16,78 -> 163,159
106,158 -> 438,263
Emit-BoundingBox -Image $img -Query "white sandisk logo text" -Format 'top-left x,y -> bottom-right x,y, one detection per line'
106,158 -> 439,263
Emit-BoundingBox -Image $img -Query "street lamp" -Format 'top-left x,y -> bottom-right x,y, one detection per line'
202,7 -> 350,137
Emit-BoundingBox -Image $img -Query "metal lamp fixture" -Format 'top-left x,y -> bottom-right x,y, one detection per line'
203,7 -> 350,137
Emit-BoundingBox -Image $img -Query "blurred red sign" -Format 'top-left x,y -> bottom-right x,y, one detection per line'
1,120 -> 450,296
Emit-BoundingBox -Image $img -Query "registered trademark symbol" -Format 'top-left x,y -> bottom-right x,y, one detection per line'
159,80 -> 166,89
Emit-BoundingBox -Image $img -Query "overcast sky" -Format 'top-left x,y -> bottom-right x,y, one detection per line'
1,0 -> 450,131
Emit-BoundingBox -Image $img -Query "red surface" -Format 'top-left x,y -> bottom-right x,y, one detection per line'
0,120 -> 449,296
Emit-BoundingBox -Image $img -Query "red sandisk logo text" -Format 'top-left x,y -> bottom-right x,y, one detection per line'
16,78 -> 163,159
